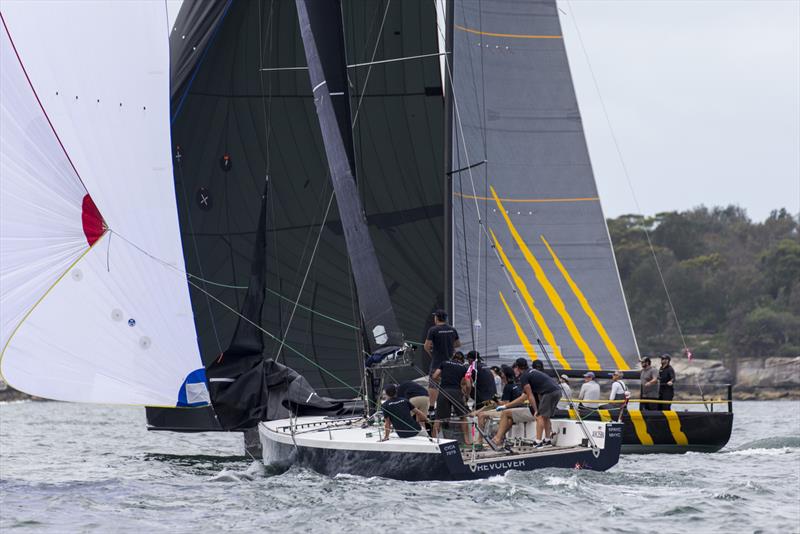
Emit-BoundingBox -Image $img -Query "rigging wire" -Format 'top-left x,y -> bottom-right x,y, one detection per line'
351,0 -> 391,129
562,2 -> 706,408
274,191 -> 336,363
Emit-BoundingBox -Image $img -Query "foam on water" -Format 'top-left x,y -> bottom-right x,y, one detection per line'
1,401 -> 799,534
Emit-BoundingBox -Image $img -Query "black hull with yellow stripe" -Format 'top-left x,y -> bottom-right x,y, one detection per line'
554,408 -> 733,454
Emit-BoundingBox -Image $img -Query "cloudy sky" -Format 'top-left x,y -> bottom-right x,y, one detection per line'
168,1 -> 799,222
559,0 -> 799,221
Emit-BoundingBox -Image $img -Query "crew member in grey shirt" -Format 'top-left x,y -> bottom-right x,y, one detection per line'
639,357 -> 659,410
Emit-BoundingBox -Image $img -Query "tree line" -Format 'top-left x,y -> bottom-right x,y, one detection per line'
608,207 -> 800,359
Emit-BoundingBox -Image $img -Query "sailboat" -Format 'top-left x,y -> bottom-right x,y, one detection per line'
0,0 -> 725,482
153,0 -> 731,455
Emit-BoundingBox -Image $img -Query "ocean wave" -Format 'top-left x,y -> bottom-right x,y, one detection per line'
727,447 -> 797,456
732,436 -> 800,451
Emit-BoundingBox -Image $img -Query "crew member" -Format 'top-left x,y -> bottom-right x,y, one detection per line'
492,358 -> 562,448
557,374 -> 573,409
609,370 -> 628,400
639,357 -> 659,410
381,384 -> 427,440
397,380 -> 430,426
578,371 -> 601,408
424,309 -> 460,406
476,365 -> 521,442
431,352 -> 471,444
658,354 -> 676,410
467,351 -> 496,409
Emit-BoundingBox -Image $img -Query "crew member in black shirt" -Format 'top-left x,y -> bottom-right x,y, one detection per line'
467,351 -> 497,409
397,381 -> 430,426
424,309 -> 461,406
431,352 -> 471,444
381,384 -> 428,440
493,358 -> 562,448
658,354 -> 676,410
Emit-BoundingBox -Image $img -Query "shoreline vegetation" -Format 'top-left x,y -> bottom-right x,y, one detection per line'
2,206 -> 796,403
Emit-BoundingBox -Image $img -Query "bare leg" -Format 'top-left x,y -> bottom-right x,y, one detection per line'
543,417 -> 553,440
432,421 -> 440,438
492,412 -> 513,446
460,418 -> 472,445
535,416 -> 544,442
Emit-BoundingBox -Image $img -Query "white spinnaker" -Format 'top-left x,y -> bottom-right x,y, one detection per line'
0,2 -> 207,406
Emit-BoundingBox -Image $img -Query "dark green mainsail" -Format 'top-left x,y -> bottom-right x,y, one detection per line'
166,0 -> 443,395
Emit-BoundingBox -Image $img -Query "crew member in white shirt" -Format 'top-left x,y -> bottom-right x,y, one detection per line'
609,370 -> 628,401
578,371 -> 600,408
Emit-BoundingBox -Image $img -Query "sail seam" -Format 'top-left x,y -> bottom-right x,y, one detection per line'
0,233 -> 107,375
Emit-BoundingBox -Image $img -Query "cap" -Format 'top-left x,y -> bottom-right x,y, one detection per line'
612,370 -> 623,376
466,350 -> 480,361
583,371 -> 595,378
661,354 -> 671,361
560,374 -> 569,382
433,309 -> 448,320
512,357 -> 529,369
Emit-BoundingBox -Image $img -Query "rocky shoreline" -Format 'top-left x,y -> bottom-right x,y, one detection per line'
2,356 -> 798,403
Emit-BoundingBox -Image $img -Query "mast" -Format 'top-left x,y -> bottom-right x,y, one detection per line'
442,0 -> 455,319
295,0 -> 403,354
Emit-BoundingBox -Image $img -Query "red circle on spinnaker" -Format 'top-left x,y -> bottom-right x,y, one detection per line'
81,194 -> 104,246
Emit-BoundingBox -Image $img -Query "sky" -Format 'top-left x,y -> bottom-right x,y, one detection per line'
559,0 -> 800,221
168,1 -> 800,222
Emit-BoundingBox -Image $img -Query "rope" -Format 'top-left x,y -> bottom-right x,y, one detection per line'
274,191 -> 335,362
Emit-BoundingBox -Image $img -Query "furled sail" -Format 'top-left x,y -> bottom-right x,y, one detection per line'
449,0 -> 639,371
0,3 -> 208,406
295,0 -> 402,352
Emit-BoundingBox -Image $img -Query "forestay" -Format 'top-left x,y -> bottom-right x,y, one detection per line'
0,2 -> 207,406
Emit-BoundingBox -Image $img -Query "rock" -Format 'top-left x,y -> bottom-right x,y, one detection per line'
671,358 -> 733,385
735,356 -> 800,388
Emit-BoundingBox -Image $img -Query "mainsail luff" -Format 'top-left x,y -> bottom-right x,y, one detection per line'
295,0 -> 403,352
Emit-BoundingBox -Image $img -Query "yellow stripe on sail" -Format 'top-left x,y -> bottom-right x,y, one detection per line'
540,235 -> 630,371
628,410 -> 654,446
490,187 -> 601,370
663,411 -> 689,445
598,409 -> 613,422
498,291 -> 537,360
455,24 -> 562,40
491,230 -> 570,369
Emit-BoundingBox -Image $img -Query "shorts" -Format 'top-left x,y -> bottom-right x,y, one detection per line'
510,407 -> 536,423
435,388 -> 468,421
429,356 -> 445,376
409,395 -> 430,414
536,389 -> 561,418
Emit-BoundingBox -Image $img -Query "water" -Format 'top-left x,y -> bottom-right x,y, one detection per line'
1,401 -> 798,533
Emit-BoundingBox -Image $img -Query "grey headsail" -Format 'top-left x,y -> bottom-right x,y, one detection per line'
295,0 -> 403,353
449,0 -> 639,371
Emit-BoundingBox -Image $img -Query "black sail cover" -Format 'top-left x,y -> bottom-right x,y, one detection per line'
204,186 -> 338,430
295,0 -> 402,353
450,0 -> 639,371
